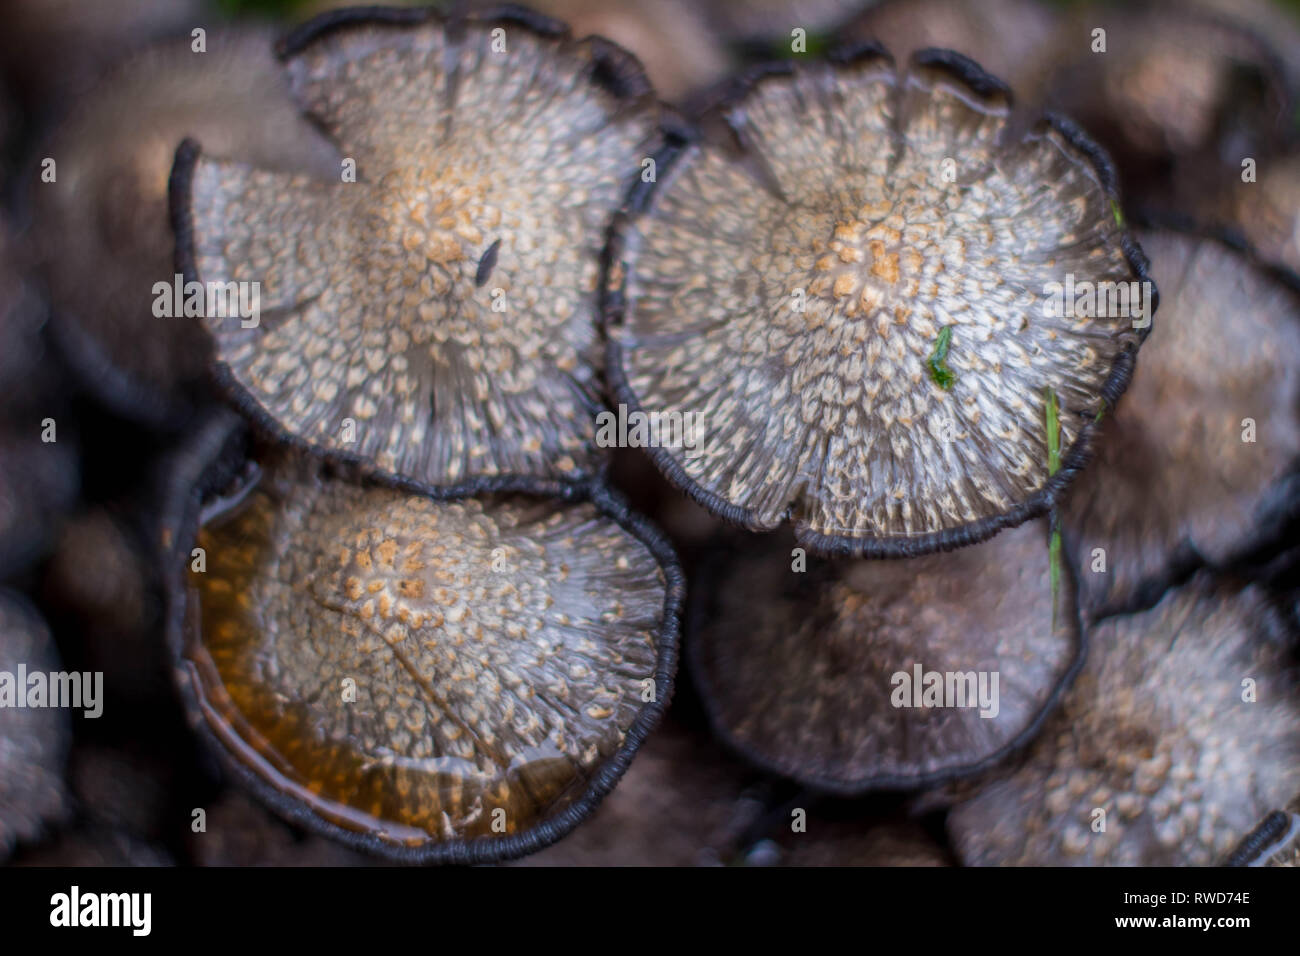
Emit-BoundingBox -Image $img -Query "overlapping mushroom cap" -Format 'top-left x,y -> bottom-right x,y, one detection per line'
168,440 -> 682,862
606,47 -> 1151,556
842,0 -> 1059,95
947,574 -> 1300,866
173,7 -> 660,488
32,29 -> 341,426
690,518 -> 1082,791
1063,230 -> 1300,617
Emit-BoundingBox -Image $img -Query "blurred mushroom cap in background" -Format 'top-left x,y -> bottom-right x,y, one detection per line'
30,29 -> 341,427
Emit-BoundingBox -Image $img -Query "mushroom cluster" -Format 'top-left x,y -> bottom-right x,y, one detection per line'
1,0 -> 1298,869
160,7 -> 686,862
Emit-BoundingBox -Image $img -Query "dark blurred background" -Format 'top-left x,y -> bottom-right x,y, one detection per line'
0,0 -> 1297,867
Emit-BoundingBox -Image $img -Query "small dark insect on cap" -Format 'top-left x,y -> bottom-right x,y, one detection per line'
948,574 -> 1300,866
163,433 -> 683,864
1062,229 -> 1300,619
605,46 -> 1152,558
690,517 -> 1084,793
172,7 -> 660,490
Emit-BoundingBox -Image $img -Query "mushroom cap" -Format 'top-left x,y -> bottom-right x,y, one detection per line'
166,441 -> 683,863
841,0 -> 1059,97
0,428 -> 79,581
513,715 -> 758,866
485,0 -> 731,101
32,29 -> 340,427
947,574 -> 1300,866
1038,3 -> 1291,187
42,507 -> 159,700
0,591 -> 71,859
1215,153 -> 1300,276
690,517 -> 1083,792
1062,229 -> 1300,617
1188,0 -> 1300,97
606,47 -> 1151,557
172,7 -> 660,489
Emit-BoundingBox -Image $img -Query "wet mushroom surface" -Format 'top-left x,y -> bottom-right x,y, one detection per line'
690,517 -> 1083,792
1062,229 -> 1300,618
947,573 -> 1300,866
173,7 -> 660,489
606,46 -> 1151,557
168,441 -> 682,862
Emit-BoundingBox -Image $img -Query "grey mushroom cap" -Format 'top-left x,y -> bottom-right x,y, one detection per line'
0,591 -> 71,860
1213,153 -> 1300,276
0,429 -> 79,581
474,0 -> 731,101
31,29 -> 340,426
947,573 -> 1300,866
167,439 -> 682,863
173,8 -> 660,489
690,517 -> 1083,793
511,715 -> 758,867
842,0 -> 1060,96
607,46 -> 1151,557
1037,3 -> 1291,185
1062,229 -> 1300,618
